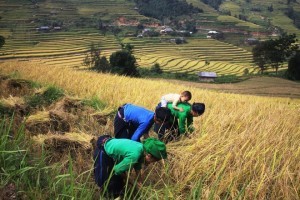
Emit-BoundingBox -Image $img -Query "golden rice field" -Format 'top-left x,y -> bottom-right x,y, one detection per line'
0,60 -> 299,199
0,0 -> 147,68
0,0 -> 147,21
165,77 -> 300,99
0,0 -> 262,77
0,29 -> 259,75
123,37 -> 257,76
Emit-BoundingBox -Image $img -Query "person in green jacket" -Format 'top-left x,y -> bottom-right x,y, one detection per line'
154,102 -> 205,142
93,136 -> 167,197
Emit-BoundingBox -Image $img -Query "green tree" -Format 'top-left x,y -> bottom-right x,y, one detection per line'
201,0 -> 223,10
268,33 -> 298,74
268,4 -> 273,12
110,26 -> 122,36
286,51 -> 300,80
137,23 -> 144,30
135,0 -> 202,20
185,20 -> 197,33
150,63 -> 162,74
252,42 -> 269,74
83,43 -> 98,68
121,43 -> 134,53
98,20 -> 108,35
287,0 -> 297,4
95,56 -> 110,72
252,33 -> 298,74
83,54 -> 92,67
109,50 -> 139,77
0,35 -> 5,48
83,44 -> 110,72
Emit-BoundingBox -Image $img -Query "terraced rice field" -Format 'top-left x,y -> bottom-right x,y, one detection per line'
0,0 -> 273,76
0,29 -> 257,75
0,0 -> 146,20
0,30 -> 120,67
218,0 -> 300,36
126,37 -> 256,76
0,0 -> 147,68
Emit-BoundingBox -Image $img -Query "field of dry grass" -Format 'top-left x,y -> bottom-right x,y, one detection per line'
0,60 -> 299,199
163,77 -> 300,99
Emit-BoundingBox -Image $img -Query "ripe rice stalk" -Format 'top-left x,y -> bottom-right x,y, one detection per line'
0,61 -> 299,198
32,132 -> 93,147
26,111 -> 50,123
0,96 -> 24,107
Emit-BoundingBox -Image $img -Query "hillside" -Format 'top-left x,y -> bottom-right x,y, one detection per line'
0,61 -> 299,199
125,37 -> 255,76
0,0 -> 299,78
164,76 -> 300,98
0,0 -> 300,199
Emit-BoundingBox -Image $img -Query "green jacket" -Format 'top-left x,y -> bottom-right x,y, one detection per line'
104,138 -> 144,175
167,102 -> 193,134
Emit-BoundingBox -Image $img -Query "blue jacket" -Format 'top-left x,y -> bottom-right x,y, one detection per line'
123,104 -> 154,141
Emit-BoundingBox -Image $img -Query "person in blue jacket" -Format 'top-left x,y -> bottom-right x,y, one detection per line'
114,103 -> 171,141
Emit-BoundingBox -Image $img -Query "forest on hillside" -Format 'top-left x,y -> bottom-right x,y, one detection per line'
134,0 -> 203,20
201,0 -> 224,9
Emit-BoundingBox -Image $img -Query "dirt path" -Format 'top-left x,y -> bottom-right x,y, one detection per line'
162,77 -> 300,99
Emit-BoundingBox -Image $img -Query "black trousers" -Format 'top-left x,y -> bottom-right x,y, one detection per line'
93,136 -> 124,197
153,116 -> 180,143
153,103 -> 179,143
114,107 -> 136,139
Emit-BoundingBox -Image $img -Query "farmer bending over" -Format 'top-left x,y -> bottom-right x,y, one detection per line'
154,102 -> 205,142
114,103 -> 171,141
93,136 -> 167,197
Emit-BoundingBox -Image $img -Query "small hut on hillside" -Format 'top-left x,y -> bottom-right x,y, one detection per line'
198,72 -> 217,82
37,26 -> 50,31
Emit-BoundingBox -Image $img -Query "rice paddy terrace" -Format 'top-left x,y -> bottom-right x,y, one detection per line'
0,0 -> 145,67
0,0 -> 291,76
218,0 -> 300,37
125,37 -> 256,76
0,27 -> 257,77
0,29 -> 121,67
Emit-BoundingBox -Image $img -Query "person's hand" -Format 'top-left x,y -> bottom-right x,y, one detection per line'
188,126 -> 195,133
179,107 -> 184,112
185,134 -> 192,139
143,133 -> 149,139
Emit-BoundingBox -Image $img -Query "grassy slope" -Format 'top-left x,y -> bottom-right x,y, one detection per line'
219,0 -> 300,37
0,60 -> 299,199
161,76 -> 300,98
